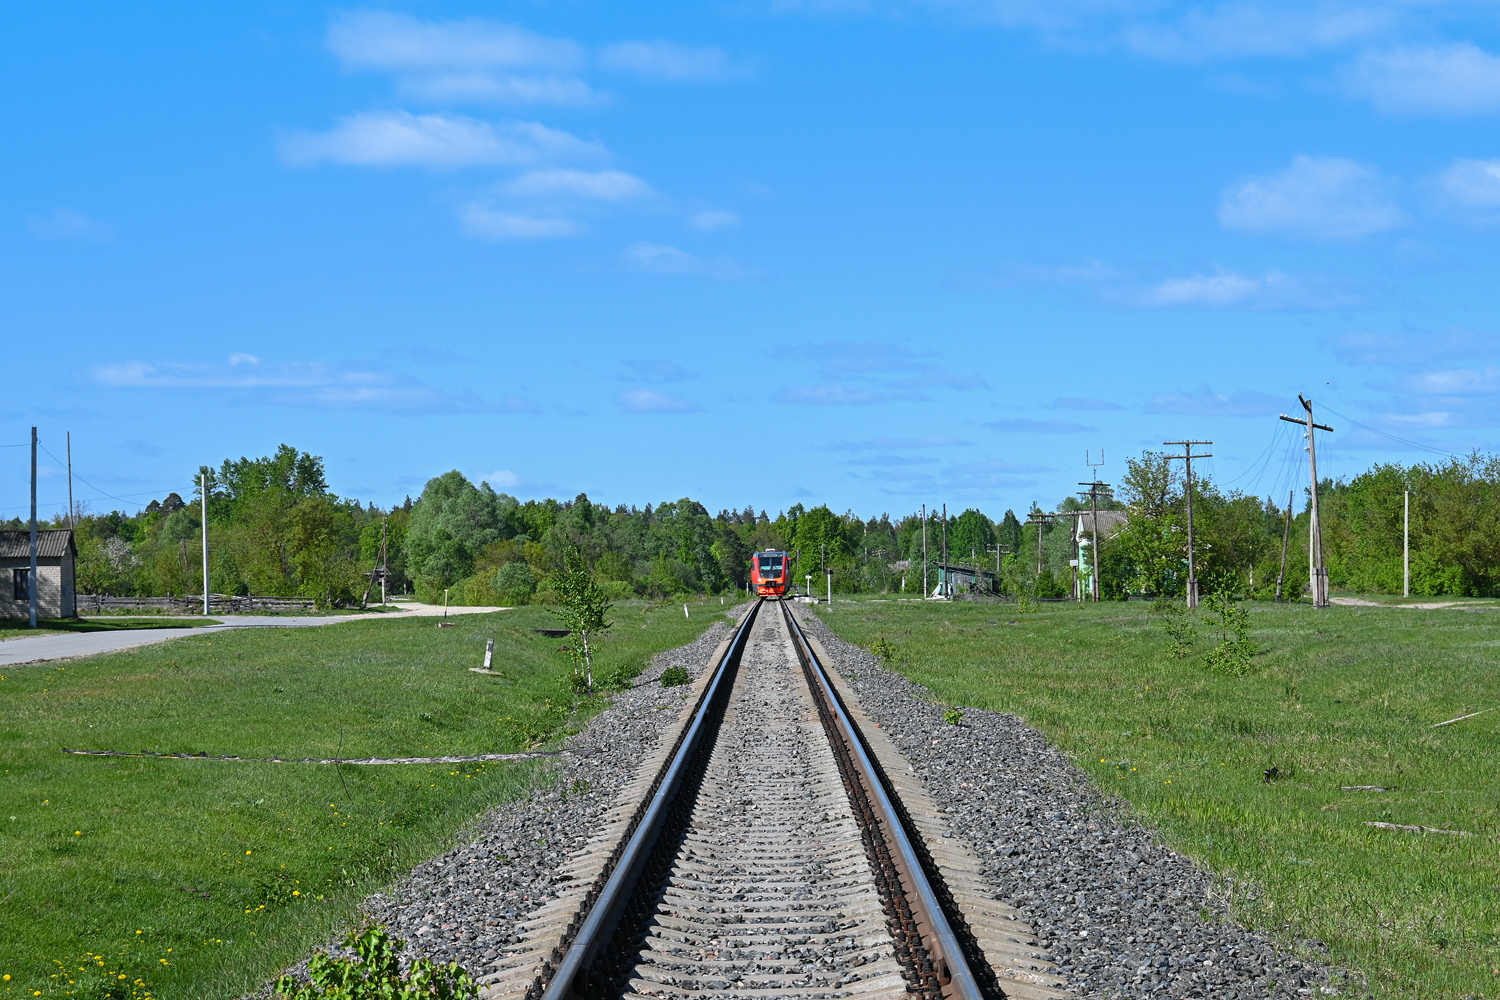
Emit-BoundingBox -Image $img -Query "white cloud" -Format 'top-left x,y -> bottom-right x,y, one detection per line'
1124,3 -> 1392,61
776,385 -> 890,405
599,41 -> 731,81
623,242 -> 761,279
690,209 -> 740,231
93,355 -> 533,414
834,435 -> 970,449
279,112 -> 604,169
1344,44 -> 1500,116
328,10 -> 583,73
616,388 -> 701,413
983,418 -> 1094,433
1137,267 -> 1358,309
397,74 -> 598,106
503,169 -> 655,201
1146,388 -> 1284,416
459,203 -> 582,240
26,208 -> 115,242
1436,158 -> 1500,223
1219,155 -> 1406,241
621,359 -> 696,383
1404,366 -> 1500,395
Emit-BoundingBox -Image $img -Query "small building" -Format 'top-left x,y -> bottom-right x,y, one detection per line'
0,529 -> 77,618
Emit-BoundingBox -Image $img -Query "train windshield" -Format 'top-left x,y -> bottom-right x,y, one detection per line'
757,556 -> 784,574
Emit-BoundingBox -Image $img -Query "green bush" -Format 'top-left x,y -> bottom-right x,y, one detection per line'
660,665 -> 690,687
274,924 -> 475,999
493,561 -> 537,605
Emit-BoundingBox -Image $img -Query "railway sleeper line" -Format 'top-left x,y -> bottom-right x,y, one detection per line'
479,600 -> 1072,1000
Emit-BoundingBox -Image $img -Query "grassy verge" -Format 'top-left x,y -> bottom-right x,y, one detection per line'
0,619 -> 222,641
0,599 -> 728,999
815,597 -> 1500,999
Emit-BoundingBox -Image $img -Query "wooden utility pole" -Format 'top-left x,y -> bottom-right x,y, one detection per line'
1077,480 -> 1112,601
1275,490 -> 1293,602
1024,511 -> 1058,583
1279,397 -> 1333,608
1164,440 -> 1212,608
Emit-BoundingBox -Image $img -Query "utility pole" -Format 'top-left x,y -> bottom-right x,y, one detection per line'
66,431 -> 75,530
921,504 -> 928,598
1164,440 -> 1212,608
1403,490 -> 1410,598
1024,511 -> 1058,589
200,472 -> 210,616
940,503 -> 948,598
1279,398 -> 1333,608
1077,480 -> 1112,601
1275,490 -> 1293,602
381,516 -> 389,605
29,426 -> 38,629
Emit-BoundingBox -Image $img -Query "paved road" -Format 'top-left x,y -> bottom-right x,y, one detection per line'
0,603 -> 507,667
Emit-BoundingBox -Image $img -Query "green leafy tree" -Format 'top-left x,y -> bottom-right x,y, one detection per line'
550,553 -> 613,693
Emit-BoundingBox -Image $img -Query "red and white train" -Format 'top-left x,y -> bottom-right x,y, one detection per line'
750,550 -> 790,597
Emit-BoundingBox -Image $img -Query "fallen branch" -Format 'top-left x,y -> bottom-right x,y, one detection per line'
1341,785 -> 1392,792
1431,708 -> 1491,728
1365,821 -> 1473,837
62,748 -> 562,765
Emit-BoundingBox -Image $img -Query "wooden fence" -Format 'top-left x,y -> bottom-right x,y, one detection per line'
78,594 -> 317,615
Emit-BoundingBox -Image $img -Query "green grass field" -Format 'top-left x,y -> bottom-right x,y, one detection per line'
0,601 -> 726,1000
815,597 -> 1500,1000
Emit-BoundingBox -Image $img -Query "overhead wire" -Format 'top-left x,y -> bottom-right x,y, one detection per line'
1318,402 -> 1461,459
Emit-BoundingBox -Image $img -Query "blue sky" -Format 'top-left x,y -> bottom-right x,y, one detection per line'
7,1 -> 1500,522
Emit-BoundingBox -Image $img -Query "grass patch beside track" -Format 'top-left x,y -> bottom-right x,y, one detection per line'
0,600 -> 725,999
815,597 -> 1500,999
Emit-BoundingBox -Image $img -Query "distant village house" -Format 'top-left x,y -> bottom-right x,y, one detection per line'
0,529 -> 77,618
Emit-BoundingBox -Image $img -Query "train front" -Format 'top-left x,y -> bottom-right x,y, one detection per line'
751,550 -> 790,597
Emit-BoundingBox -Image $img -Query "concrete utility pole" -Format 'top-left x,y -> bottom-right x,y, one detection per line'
1077,480 -> 1112,602
921,504 -> 928,598
66,431 -> 74,530
1275,490 -> 1293,602
1403,490 -> 1410,598
940,504 -> 948,598
29,426 -> 38,629
1164,440 -> 1212,608
200,472 -> 210,616
381,517 -> 389,605
1279,398 -> 1333,608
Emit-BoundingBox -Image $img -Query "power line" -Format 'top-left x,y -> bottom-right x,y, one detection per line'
1317,403 -> 1460,459
35,439 -> 177,510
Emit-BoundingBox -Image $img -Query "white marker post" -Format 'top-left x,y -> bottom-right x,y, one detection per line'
483,638 -> 494,669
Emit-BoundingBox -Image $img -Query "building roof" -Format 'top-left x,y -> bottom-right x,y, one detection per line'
1071,509 -> 1130,540
0,529 -> 77,559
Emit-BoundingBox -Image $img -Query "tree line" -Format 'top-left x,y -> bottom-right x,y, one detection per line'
11,444 -> 1499,607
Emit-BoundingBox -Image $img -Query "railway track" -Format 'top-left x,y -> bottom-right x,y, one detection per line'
480,600 -> 1069,1000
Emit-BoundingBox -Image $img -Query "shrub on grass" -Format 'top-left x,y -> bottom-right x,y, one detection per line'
1150,595 -> 1197,658
870,635 -> 897,660
275,923 -> 475,999
1202,591 -> 1256,675
493,561 -> 537,605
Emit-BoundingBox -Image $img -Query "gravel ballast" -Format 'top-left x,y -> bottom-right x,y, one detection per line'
341,617 -> 736,979
797,609 -> 1340,999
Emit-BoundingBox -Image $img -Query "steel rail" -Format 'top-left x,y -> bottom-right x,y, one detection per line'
537,599 -> 763,1000
780,600 -> 989,1000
